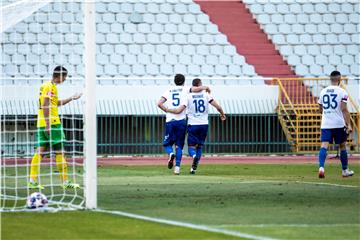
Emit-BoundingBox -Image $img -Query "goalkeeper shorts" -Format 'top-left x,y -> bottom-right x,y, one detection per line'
36,124 -> 65,148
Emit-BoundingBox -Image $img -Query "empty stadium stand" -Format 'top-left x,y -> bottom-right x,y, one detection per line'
196,0 -> 296,78
243,0 -> 359,77
1,1 -> 261,85
2,0 -> 359,83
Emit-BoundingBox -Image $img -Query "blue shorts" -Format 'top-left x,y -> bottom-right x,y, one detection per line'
187,124 -> 208,146
321,127 -> 347,144
163,119 -> 187,149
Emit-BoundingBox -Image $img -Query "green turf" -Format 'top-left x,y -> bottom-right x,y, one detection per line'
2,211 -> 239,240
2,163 -> 360,240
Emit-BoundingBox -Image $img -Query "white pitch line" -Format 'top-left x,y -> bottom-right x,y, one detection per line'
215,223 -> 360,228
294,181 -> 359,188
95,209 -> 277,240
227,179 -> 359,189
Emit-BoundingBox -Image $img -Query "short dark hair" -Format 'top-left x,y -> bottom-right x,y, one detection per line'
53,66 -> 68,78
192,78 -> 201,87
174,74 -> 185,86
330,71 -> 341,77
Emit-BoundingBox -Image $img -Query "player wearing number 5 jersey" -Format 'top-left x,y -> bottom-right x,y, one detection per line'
167,78 -> 226,174
317,71 -> 354,178
157,74 -> 211,175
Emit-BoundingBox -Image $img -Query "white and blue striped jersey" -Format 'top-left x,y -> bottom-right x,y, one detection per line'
162,86 -> 190,122
318,85 -> 348,129
184,91 -> 214,125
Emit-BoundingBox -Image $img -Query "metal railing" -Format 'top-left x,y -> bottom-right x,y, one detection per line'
1,113 -> 289,157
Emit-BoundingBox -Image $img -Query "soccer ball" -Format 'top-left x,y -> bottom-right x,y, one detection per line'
26,192 -> 48,209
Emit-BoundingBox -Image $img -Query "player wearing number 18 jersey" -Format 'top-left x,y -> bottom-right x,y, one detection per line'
167,78 -> 226,174
317,71 -> 354,178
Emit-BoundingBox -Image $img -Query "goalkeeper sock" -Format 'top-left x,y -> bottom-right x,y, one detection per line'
55,154 -> 68,182
30,153 -> 42,182
175,147 -> 182,167
196,147 -> 202,162
340,150 -> 348,170
188,147 -> 196,158
319,147 -> 327,168
164,146 -> 173,156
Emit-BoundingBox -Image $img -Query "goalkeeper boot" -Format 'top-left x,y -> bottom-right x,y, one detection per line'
167,153 -> 175,169
28,181 -> 44,190
174,166 -> 180,175
318,167 -> 325,178
63,180 -> 80,189
190,155 -> 199,174
342,169 -> 354,177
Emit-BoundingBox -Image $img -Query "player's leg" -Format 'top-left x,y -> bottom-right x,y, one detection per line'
54,147 -> 79,189
187,125 -> 199,174
29,146 -> 46,189
52,124 -> 79,189
187,125 -> 197,157
318,142 -> 328,178
196,146 -> 202,163
174,146 -> 182,175
29,127 -> 48,189
174,120 -> 187,175
336,128 -> 354,177
163,122 -> 175,169
192,125 -> 208,173
318,129 -> 332,178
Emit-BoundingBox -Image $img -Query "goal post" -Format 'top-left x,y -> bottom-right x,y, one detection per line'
83,0 -> 97,210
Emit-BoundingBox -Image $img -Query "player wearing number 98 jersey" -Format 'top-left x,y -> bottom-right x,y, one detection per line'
157,74 -> 211,175
167,78 -> 226,174
317,71 -> 354,178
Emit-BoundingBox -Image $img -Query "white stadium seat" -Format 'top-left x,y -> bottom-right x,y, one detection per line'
301,55 -> 315,66
206,55 -> 218,65
284,14 -> 297,24
320,45 -> 333,56
159,64 -> 173,75
309,65 -> 322,76
165,54 -> 177,64
289,4 -> 302,14
328,55 -> 341,65
287,55 -> 300,65
315,55 -> 327,65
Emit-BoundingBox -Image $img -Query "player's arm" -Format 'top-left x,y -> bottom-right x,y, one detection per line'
166,105 -> 186,114
318,91 -> 323,113
58,93 -> 82,106
191,86 -> 211,94
318,104 -> 323,113
210,100 -> 226,121
157,97 -> 168,113
341,102 -> 352,134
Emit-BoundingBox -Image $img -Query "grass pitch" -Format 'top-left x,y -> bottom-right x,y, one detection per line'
2,162 -> 360,240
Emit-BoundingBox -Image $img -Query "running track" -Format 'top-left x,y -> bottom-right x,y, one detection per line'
3,155 -> 360,166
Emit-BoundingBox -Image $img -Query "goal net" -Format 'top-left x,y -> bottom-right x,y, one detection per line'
1,0 -> 96,211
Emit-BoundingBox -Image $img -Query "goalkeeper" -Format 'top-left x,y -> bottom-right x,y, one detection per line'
28,66 -> 82,190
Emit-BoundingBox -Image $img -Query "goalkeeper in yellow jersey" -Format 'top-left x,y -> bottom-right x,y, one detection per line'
28,66 -> 82,190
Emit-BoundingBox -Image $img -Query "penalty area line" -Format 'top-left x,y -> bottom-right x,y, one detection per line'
214,223 -> 360,228
231,180 -> 359,189
294,181 -> 359,188
95,209 -> 277,240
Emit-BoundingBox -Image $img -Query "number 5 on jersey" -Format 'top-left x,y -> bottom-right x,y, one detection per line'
172,93 -> 180,106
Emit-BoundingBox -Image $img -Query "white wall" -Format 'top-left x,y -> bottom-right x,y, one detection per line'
1,84 -> 278,115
